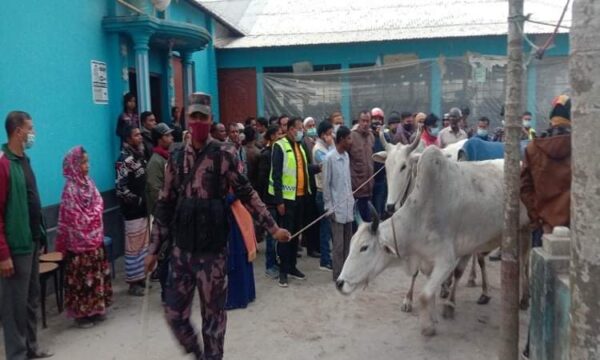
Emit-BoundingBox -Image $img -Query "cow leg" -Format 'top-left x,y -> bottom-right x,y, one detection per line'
418,257 -> 455,336
401,270 -> 418,313
442,255 -> 470,319
440,274 -> 452,299
466,255 -> 477,287
519,228 -> 532,310
476,254 -> 491,305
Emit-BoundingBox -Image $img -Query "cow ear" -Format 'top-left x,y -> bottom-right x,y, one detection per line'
383,244 -> 397,256
373,151 -> 387,164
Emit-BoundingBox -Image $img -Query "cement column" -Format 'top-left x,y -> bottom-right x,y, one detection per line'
132,33 -> 152,113
181,51 -> 195,119
569,0 -> 600,358
430,59 -> 442,116
526,63 -> 537,128
340,63 -> 351,125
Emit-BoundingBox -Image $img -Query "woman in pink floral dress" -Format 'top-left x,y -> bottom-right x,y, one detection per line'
55,146 -> 112,328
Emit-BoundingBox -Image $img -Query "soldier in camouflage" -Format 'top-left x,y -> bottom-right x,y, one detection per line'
145,93 -> 291,360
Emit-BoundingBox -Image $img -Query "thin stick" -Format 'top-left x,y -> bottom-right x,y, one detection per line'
289,165 -> 386,240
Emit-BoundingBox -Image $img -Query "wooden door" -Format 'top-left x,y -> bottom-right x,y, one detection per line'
218,68 -> 257,126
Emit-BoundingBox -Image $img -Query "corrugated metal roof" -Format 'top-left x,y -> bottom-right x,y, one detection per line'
196,0 -> 571,49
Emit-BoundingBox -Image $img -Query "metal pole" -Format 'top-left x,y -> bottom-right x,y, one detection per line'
569,0 -> 600,358
499,0 -> 524,358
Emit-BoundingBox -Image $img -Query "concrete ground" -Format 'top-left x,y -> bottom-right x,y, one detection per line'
1,243 -> 528,360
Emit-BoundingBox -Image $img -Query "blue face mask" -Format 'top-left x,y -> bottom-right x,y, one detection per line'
477,128 -> 489,137
295,130 -> 304,142
306,128 -> 317,137
429,127 -> 440,137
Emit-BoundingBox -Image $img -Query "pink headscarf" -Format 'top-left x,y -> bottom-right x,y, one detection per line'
55,146 -> 104,254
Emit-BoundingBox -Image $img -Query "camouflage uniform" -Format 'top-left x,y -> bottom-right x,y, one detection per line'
150,140 -> 278,360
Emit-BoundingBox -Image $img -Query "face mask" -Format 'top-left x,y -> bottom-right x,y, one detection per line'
189,122 -> 211,143
429,127 -> 440,137
477,129 -> 488,137
501,120 -> 506,126
295,130 -> 304,142
25,133 -> 35,149
403,123 -> 413,132
239,133 -> 246,143
523,120 -> 531,128
333,124 -> 341,135
306,128 -> 317,137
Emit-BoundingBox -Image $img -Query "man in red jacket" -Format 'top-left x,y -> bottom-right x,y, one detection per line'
0,111 -> 53,359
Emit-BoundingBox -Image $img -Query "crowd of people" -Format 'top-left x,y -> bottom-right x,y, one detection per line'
0,87 -> 571,360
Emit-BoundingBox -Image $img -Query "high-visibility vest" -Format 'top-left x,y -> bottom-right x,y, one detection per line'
268,137 -> 310,200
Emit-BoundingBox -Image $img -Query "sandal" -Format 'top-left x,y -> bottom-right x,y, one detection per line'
128,285 -> 145,297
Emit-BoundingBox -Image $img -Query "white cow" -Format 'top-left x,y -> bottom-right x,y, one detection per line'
373,132 -> 492,310
336,146 -> 530,336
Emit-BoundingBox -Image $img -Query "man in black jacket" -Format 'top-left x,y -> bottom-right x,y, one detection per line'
269,117 -> 320,287
257,126 -> 282,278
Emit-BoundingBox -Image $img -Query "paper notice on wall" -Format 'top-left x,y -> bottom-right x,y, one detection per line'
473,65 -> 487,83
91,60 -> 108,104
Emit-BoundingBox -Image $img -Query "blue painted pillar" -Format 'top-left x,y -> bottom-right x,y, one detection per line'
430,60 -> 442,116
132,32 -> 152,113
341,63 -> 351,125
526,63 -> 537,129
120,38 -> 130,94
256,67 -> 265,117
181,51 -> 195,115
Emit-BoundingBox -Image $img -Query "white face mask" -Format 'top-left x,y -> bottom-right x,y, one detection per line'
333,124 -> 341,135
25,133 -> 35,149
523,120 -> 531,128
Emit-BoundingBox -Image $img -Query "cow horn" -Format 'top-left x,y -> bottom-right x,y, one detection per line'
380,130 -> 391,151
368,202 -> 380,234
354,206 -> 364,226
408,125 -> 423,153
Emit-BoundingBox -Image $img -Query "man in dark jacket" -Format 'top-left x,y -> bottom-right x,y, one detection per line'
394,111 -> 416,145
349,111 -> 375,221
243,125 -> 261,191
257,126 -> 282,278
0,111 -> 53,360
116,126 -> 149,296
140,111 -> 157,161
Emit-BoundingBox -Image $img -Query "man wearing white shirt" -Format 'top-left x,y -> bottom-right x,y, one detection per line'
438,107 -> 468,148
322,126 -> 354,280
312,121 -> 335,271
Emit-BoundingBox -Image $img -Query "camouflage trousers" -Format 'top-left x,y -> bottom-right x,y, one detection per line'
164,246 -> 227,360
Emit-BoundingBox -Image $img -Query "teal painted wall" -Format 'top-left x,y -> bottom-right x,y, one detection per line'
0,0 -> 213,206
217,34 -> 569,69
0,0 -> 123,206
193,16 -> 220,122
167,0 -> 209,28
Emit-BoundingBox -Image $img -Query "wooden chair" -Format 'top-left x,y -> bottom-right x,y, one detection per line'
39,251 -> 65,312
39,262 -> 60,328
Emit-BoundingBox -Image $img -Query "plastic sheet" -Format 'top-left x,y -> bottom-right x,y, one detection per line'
263,55 -> 569,131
